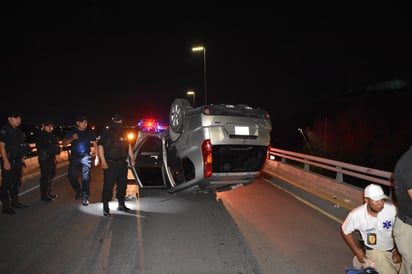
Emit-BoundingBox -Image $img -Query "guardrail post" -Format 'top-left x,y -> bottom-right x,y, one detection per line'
303,158 -> 309,171
336,166 -> 343,182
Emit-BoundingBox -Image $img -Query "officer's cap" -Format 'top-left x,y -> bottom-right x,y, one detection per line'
112,114 -> 123,122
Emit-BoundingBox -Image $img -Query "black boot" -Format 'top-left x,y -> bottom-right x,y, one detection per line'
3,206 -> 16,215
117,200 -> 130,212
1,199 -> 16,215
47,181 -> 56,198
103,201 -> 111,217
12,198 -> 28,209
41,194 -> 53,202
48,192 -> 57,199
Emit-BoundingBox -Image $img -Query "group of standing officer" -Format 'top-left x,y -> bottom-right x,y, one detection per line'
1,111 -> 136,217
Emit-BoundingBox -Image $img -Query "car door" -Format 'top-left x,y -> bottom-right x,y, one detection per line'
131,133 -> 167,188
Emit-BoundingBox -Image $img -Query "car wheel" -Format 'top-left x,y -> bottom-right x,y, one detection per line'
169,98 -> 191,141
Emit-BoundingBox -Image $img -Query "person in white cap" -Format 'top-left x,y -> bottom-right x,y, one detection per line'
341,183 -> 401,274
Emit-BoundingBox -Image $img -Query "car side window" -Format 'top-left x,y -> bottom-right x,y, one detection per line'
140,137 -> 162,154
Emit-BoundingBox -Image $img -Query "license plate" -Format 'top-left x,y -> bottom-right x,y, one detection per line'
234,126 -> 249,135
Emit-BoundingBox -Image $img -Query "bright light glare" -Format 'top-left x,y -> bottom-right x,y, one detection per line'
127,132 -> 136,141
78,200 -> 142,217
77,197 -> 186,217
192,46 -> 205,52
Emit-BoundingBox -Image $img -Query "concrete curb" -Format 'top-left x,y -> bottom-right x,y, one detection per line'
263,160 -> 364,211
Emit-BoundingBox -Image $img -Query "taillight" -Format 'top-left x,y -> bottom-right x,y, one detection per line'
201,139 -> 213,178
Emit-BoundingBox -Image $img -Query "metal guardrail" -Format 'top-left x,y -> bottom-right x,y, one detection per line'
28,141 -> 70,157
268,147 -> 393,188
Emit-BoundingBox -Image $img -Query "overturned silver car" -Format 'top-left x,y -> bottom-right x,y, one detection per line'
129,98 -> 272,193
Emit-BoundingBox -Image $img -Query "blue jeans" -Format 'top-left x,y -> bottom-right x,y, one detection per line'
67,155 -> 92,197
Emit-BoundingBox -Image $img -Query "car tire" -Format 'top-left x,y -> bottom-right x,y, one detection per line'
169,98 -> 191,141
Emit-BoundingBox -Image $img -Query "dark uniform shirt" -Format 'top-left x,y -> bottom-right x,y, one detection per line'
0,123 -> 27,160
394,145 -> 412,218
35,129 -> 60,160
98,124 -> 129,161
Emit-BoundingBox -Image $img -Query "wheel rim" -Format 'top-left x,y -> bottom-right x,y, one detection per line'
170,101 -> 182,132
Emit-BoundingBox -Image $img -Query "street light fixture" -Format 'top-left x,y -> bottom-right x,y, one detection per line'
191,45 -> 207,104
298,128 -> 312,152
187,90 -> 196,106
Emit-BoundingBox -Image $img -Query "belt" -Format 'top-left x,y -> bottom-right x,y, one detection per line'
397,212 -> 412,226
365,245 -> 394,252
107,158 -> 127,162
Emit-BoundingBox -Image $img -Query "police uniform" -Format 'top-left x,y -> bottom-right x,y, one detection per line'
34,121 -> 60,201
98,115 -> 131,216
393,145 -> 412,274
0,115 -> 29,214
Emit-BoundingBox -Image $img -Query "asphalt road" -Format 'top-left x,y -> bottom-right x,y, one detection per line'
217,176 -> 354,273
0,164 -> 353,274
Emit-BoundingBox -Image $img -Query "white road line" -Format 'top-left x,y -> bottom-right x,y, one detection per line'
19,173 -> 68,195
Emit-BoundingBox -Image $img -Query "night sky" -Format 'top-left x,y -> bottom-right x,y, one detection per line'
1,5 -> 411,161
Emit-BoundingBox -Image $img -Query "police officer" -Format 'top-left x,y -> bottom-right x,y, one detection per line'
98,114 -> 135,217
34,120 -> 61,201
393,145 -> 412,274
63,115 -> 98,206
0,111 -> 29,215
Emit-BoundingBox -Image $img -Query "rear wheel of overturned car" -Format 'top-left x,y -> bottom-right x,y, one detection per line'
169,98 -> 191,141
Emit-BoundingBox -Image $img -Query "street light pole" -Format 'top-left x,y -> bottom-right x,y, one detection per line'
186,90 -> 196,106
192,46 -> 207,105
